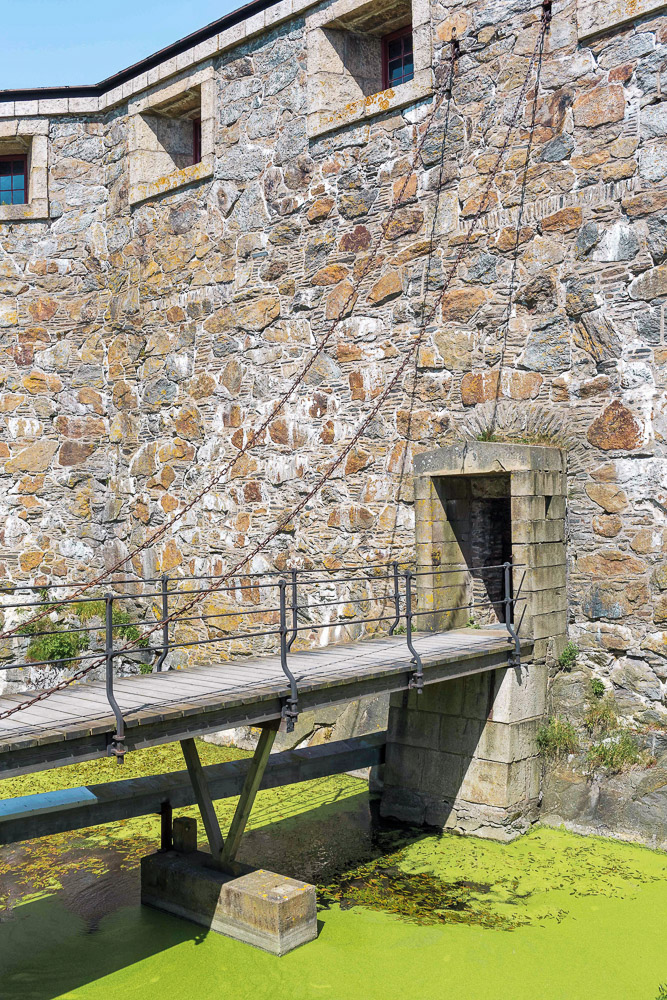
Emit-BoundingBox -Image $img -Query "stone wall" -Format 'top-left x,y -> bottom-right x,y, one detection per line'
0,0 -> 666,742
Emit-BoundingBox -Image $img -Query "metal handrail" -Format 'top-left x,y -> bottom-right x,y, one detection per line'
3,559 -> 524,756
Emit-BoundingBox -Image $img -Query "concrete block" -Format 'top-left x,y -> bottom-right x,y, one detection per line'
475,718 -> 540,764
490,663 -> 547,724
386,706 -> 442,751
458,756 -> 539,809
173,816 -> 197,852
513,542 -> 566,569
380,786 -> 427,825
414,443 -> 565,478
528,586 -> 568,616
141,851 -> 317,956
462,670 -> 494,721
14,101 -> 39,116
384,742 -> 425,790
530,609 -> 568,641
511,470 -> 567,497
438,714 -> 484,756
421,676 -> 466,716
245,11 -> 267,36
513,519 -> 565,544
419,748 -> 464,797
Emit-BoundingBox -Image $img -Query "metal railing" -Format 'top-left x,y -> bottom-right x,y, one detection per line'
0,559 -> 524,754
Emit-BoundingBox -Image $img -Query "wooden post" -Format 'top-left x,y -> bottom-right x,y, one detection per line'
180,738 -> 225,862
220,720 -> 280,871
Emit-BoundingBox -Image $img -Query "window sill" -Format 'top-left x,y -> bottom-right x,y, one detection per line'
129,156 -> 213,207
307,73 -> 432,139
0,199 -> 49,222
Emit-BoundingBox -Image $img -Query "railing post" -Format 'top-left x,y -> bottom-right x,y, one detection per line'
405,570 -> 423,693
105,592 -> 126,763
278,579 -> 299,732
389,561 -> 400,635
156,573 -> 169,672
503,561 -> 521,664
287,568 -> 298,652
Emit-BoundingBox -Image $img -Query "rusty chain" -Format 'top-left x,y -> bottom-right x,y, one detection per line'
0,14 -> 549,722
0,46 -> 462,645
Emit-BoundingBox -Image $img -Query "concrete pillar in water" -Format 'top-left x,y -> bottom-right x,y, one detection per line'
381,442 -> 568,840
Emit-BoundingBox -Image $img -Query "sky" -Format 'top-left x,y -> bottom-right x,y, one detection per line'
1,1 -> 240,89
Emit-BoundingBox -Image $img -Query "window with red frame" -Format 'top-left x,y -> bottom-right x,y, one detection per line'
0,155 -> 27,205
382,27 -> 414,90
192,118 -> 202,165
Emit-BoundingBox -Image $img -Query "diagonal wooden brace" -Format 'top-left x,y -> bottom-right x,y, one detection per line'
180,737 -> 225,862
220,719 -> 280,872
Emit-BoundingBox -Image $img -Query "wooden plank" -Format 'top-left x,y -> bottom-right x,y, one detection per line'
0,733 -> 387,845
180,737 -> 224,861
220,719 -> 279,870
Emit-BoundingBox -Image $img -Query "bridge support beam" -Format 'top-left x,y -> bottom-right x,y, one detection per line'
145,720 -> 315,954
380,666 -> 545,840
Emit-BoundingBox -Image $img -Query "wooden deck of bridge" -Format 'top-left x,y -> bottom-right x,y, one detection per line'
0,626 -> 532,778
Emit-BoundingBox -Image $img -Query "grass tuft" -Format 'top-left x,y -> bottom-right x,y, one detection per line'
586,731 -> 655,774
557,641 -> 578,672
584,698 -> 617,738
590,678 -> 605,699
537,718 -> 578,760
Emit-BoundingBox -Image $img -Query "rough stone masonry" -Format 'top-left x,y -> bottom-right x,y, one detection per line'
0,0 -> 666,834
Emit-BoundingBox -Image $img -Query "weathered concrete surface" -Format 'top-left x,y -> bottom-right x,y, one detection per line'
141,851 -> 317,955
204,693 -> 390,754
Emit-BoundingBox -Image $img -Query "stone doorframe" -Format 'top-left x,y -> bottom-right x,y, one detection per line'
380,441 -> 569,840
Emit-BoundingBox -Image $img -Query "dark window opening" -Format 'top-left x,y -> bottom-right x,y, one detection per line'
382,26 -> 414,90
0,155 -> 27,206
192,118 -> 202,165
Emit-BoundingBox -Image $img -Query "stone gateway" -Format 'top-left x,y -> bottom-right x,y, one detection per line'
0,0 -> 666,848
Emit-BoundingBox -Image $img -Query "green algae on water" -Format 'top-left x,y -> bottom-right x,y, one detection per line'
3,744 -> 667,1000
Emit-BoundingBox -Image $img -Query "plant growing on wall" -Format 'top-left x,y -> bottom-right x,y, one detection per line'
19,594 -> 150,671
557,641 -> 579,672
537,718 -> 578,760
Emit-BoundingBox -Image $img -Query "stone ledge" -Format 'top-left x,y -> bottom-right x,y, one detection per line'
307,75 -> 432,139
577,0 -> 667,40
0,199 -> 49,223
128,157 -> 214,206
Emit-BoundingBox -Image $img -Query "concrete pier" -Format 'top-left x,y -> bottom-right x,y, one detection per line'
141,851 -> 317,955
381,443 -> 567,840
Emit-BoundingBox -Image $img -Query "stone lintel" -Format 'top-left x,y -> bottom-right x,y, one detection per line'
577,0 -> 667,40
141,851 -> 317,956
414,442 -> 566,479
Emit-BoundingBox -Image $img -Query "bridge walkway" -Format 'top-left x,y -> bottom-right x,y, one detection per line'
0,626 -> 530,778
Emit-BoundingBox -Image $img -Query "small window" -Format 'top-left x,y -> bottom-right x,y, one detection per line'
0,155 -> 27,206
192,118 -> 202,165
382,27 -> 414,90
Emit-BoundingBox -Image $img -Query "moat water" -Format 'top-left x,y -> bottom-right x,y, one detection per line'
1,742 -> 666,1000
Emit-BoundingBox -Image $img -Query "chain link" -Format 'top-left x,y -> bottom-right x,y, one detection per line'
0,18 -> 549,723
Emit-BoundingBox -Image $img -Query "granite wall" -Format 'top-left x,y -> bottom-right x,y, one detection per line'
0,0 -> 666,743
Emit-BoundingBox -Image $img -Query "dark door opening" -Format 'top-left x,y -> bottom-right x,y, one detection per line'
434,473 -> 512,626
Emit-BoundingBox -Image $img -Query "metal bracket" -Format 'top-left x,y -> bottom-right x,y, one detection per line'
542,0 -> 552,28
105,592 -> 126,765
278,579 -> 299,732
405,570 -> 424,694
